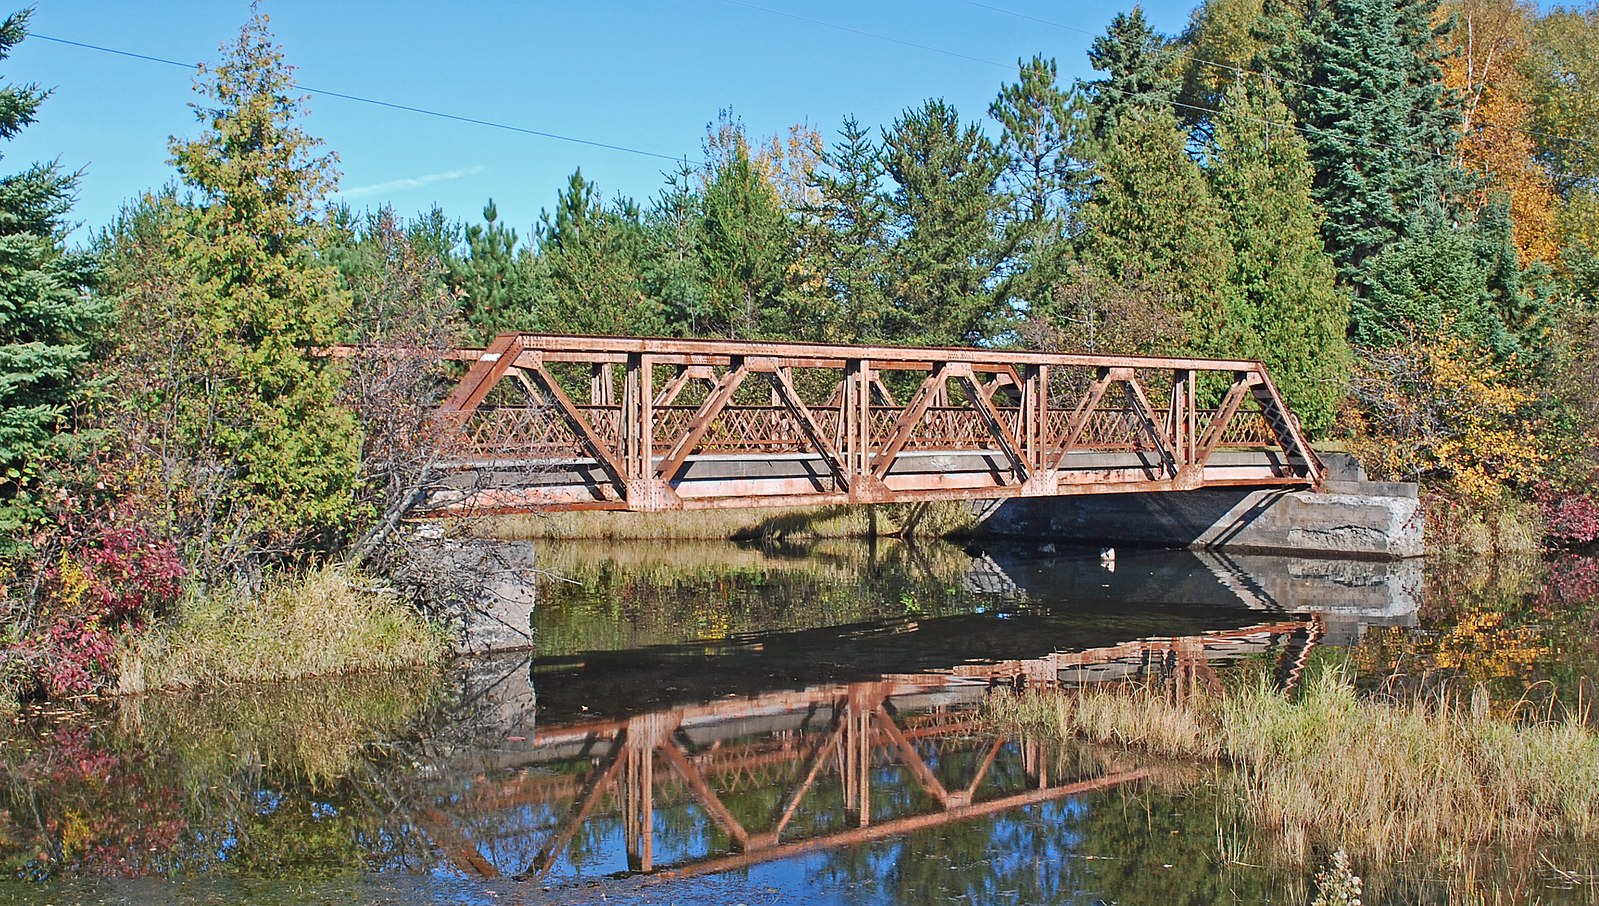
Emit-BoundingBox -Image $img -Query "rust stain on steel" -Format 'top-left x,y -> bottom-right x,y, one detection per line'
414,333 -> 1323,515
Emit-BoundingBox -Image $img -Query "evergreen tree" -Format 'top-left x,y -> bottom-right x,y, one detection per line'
880,99 -> 1008,345
697,142 -> 795,339
990,57 -> 1085,312
1081,7 -> 1180,138
1356,198 -> 1552,364
1285,0 -> 1464,284
643,163 -> 707,336
1209,81 -> 1349,434
0,10 -> 109,536
105,9 -> 358,567
802,116 -> 891,342
453,198 -> 533,340
535,169 -> 662,335
1074,106 -> 1232,353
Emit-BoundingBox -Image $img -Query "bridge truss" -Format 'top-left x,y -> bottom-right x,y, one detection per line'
427,333 -> 1323,514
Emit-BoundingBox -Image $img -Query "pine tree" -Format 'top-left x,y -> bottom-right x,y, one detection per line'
106,9 -> 357,566
643,163 -> 707,337
880,99 -> 1008,345
1209,81 -> 1349,435
697,142 -> 796,339
535,169 -> 662,335
1074,106 -> 1232,353
0,10 -> 109,535
990,57 -> 1085,312
454,198 -> 533,340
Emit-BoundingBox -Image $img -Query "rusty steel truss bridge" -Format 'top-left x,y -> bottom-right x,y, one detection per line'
423,333 -> 1324,515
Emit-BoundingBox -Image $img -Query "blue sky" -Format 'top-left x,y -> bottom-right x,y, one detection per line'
12,1 -> 1203,243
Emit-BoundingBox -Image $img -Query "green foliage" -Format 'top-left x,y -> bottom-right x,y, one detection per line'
101,10 -> 359,569
1289,0 -> 1464,284
1208,81 -> 1349,435
1081,6 -> 1181,138
535,169 -> 663,335
696,143 -> 796,339
453,198 -> 534,340
801,116 -> 892,342
1075,105 -> 1231,353
0,10 -> 110,539
1175,0 -> 1268,129
1355,200 -> 1553,365
989,56 -> 1085,313
1527,7 -> 1599,194
880,99 -> 1008,345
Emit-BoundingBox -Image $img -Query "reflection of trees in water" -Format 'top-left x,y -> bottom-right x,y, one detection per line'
0,672 -> 447,883
534,538 -> 987,655
1350,553 -> 1599,712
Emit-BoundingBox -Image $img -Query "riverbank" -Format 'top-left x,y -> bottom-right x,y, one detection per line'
987,669 -> 1599,868
470,500 -> 979,541
117,566 -> 449,693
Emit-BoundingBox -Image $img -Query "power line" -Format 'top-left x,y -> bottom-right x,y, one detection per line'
31,33 -> 696,164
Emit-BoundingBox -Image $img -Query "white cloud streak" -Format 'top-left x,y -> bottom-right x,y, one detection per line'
339,165 -> 486,200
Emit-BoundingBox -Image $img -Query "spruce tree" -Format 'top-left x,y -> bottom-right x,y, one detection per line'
0,11 -> 109,535
1081,7 -> 1180,138
1285,0 -> 1463,284
879,99 -> 1008,345
1209,81 -> 1348,434
1075,106 -> 1231,353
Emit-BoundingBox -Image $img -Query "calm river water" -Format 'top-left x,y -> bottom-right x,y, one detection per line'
1,538 -> 1596,905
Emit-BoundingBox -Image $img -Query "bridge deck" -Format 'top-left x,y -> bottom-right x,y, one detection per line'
424,334 -> 1323,514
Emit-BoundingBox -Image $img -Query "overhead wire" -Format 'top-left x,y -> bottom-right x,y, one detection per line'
31,32 -> 696,164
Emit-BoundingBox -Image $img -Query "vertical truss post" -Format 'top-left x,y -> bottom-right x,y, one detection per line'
843,358 -> 889,502
590,363 -> 615,406
623,353 -> 679,511
622,741 -> 653,873
1170,369 -> 1197,487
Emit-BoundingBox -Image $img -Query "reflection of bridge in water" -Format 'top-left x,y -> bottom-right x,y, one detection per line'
417,619 -> 1316,883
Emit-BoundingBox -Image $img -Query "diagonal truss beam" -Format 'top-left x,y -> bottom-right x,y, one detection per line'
762,364 -> 850,490
872,364 -> 949,479
655,361 -> 750,484
523,359 -> 629,495
951,364 -> 1029,484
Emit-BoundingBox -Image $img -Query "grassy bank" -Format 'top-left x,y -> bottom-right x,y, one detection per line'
989,671 -> 1599,862
118,566 -> 448,693
471,500 -> 979,542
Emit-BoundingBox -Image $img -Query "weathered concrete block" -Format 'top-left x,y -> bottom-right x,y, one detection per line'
409,538 -> 538,654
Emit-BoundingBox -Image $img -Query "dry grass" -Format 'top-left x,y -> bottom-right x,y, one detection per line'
988,671 -> 1599,862
466,501 -> 978,542
117,565 -> 449,693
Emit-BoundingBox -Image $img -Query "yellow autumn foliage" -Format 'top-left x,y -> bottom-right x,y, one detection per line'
1351,326 -> 1543,500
